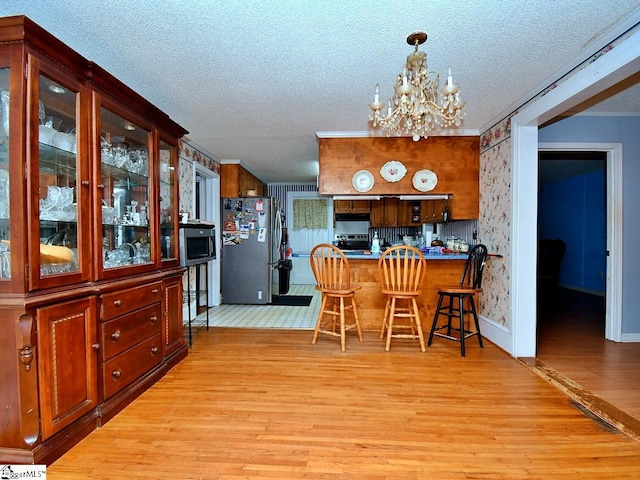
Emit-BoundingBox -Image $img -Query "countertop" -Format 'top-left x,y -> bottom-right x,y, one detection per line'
292,249 -> 469,260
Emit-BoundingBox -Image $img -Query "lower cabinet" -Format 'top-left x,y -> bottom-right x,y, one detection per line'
163,273 -> 185,362
36,297 -> 98,440
0,270 -> 187,465
100,302 -> 163,400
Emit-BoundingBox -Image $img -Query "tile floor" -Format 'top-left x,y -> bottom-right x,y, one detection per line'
187,284 -> 320,335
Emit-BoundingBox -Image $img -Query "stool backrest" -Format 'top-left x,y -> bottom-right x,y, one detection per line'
310,244 -> 352,291
460,244 -> 488,289
378,245 -> 426,294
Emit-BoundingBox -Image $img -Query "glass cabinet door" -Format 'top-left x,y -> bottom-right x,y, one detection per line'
0,67 -> 9,282
35,71 -> 87,287
99,106 -> 152,274
159,138 -> 177,264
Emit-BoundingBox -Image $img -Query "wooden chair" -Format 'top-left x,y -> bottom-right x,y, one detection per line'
377,245 -> 427,352
427,244 -> 488,356
310,244 -> 363,352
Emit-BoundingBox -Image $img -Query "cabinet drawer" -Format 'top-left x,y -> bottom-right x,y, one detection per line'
102,333 -> 163,400
100,282 -> 162,320
101,303 -> 162,360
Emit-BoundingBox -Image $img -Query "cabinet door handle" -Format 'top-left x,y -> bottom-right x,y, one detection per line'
150,346 -> 159,354
97,183 -> 105,189
81,180 -> 90,186
92,343 -> 100,350
150,315 -> 158,323
111,329 -> 121,340
113,299 -> 122,306
112,369 -> 122,379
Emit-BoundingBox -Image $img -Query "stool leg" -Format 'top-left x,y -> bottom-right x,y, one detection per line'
428,294 -> 445,346
331,298 -> 339,333
446,294 -> 454,336
380,297 -> 390,339
459,295 -> 466,356
351,295 -> 363,342
340,297 -> 346,352
385,297 -> 396,352
412,298 -> 426,352
312,293 -> 328,344
469,296 -> 484,348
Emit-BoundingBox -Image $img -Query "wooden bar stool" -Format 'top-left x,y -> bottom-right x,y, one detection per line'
427,244 -> 488,356
377,245 -> 427,352
310,244 -> 363,352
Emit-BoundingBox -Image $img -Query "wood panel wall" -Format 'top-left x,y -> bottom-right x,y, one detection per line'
318,136 -> 479,219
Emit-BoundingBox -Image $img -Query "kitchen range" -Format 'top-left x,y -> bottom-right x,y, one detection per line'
334,233 -> 370,251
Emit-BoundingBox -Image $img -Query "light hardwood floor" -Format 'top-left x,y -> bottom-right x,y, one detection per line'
47,326 -> 640,479
535,288 -> 640,437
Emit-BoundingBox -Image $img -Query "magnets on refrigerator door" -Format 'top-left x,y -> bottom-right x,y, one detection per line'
257,227 -> 266,243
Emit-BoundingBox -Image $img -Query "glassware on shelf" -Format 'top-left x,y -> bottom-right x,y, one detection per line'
0,241 -> 9,278
39,185 -> 76,221
0,168 -> 9,219
1,90 -> 10,137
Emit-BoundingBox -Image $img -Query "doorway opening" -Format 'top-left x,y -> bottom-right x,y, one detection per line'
536,149 -> 608,368
194,163 -> 221,307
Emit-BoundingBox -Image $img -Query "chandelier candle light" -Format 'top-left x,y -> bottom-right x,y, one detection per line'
369,32 -> 466,141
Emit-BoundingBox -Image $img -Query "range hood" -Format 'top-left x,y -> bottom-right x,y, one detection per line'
335,213 -> 370,222
333,195 -> 381,200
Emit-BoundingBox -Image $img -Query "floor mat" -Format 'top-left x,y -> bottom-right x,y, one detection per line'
271,295 -> 313,306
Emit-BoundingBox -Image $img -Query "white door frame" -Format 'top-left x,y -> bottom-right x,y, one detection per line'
194,162 -> 221,306
539,142 -> 623,342
511,26 -> 640,357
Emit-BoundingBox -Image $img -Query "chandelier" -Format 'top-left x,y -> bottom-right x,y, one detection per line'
369,32 -> 466,141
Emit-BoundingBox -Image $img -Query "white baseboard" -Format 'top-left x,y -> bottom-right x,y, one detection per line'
479,315 -> 513,355
621,333 -> 640,342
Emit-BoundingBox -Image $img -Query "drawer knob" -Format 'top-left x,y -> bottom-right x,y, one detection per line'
92,343 -> 100,350
112,369 -> 122,379
113,299 -> 122,306
111,329 -> 121,341
151,288 -> 159,294
150,315 -> 158,323
81,180 -> 90,186
150,346 -> 159,354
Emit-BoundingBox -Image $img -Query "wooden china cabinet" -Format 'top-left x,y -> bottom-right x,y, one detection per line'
0,16 -> 188,464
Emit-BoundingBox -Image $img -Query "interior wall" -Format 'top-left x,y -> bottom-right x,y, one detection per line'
538,169 -> 606,294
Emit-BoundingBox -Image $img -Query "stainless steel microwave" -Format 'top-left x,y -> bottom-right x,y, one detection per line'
179,225 -> 216,266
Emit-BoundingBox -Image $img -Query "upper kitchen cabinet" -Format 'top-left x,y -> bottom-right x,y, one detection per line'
334,199 -> 370,214
220,160 -> 266,198
317,136 -> 479,220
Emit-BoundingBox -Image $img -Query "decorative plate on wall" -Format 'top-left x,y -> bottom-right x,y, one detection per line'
380,160 -> 407,183
352,170 -> 375,192
412,169 -> 438,192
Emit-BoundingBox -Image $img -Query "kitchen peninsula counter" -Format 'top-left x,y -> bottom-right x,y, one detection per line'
293,250 -> 469,331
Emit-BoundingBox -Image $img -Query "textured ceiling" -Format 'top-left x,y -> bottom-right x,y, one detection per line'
1,1 -> 639,183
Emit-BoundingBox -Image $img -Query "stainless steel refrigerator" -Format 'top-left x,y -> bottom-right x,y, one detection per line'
221,197 -> 283,304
